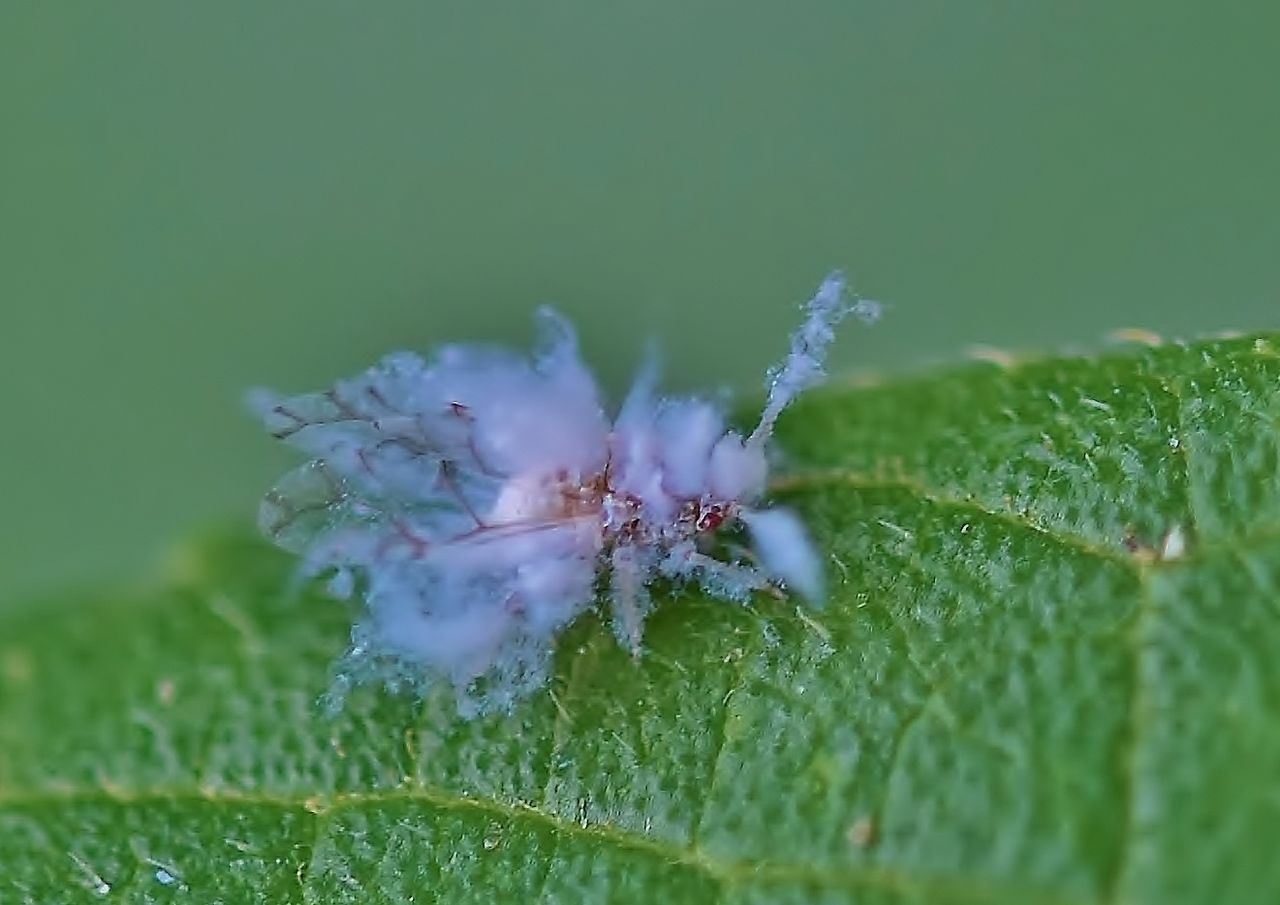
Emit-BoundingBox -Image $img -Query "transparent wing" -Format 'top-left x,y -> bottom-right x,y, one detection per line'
250,351 -> 509,557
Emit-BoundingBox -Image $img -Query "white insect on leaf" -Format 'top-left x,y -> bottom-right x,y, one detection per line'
251,271 -> 878,716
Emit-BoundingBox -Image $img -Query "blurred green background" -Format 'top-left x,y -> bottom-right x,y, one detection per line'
2,2 -> 1277,604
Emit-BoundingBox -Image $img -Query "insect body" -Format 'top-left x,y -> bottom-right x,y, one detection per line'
252,272 -> 877,714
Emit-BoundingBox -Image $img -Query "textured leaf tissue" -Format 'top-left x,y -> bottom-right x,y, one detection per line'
251,273 -> 879,715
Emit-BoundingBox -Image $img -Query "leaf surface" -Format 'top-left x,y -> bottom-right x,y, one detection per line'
5,334 -> 1280,904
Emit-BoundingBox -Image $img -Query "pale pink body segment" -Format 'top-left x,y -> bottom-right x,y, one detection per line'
252,272 -> 878,715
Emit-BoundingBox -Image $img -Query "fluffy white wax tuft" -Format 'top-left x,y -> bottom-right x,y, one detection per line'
740,507 -> 825,603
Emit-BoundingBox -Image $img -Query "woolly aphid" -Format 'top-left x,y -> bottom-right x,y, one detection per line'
251,272 -> 879,716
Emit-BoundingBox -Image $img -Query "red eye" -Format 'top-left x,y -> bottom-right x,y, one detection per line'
697,507 -> 725,532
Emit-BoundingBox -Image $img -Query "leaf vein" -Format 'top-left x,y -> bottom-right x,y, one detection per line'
0,785 -> 1084,905
688,621 -> 757,847
1104,366 -> 1195,904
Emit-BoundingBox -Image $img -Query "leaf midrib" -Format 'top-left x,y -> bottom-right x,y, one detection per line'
0,783 -> 1085,905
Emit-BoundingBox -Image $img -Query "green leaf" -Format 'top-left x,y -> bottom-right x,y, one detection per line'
6,333 -> 1280,904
